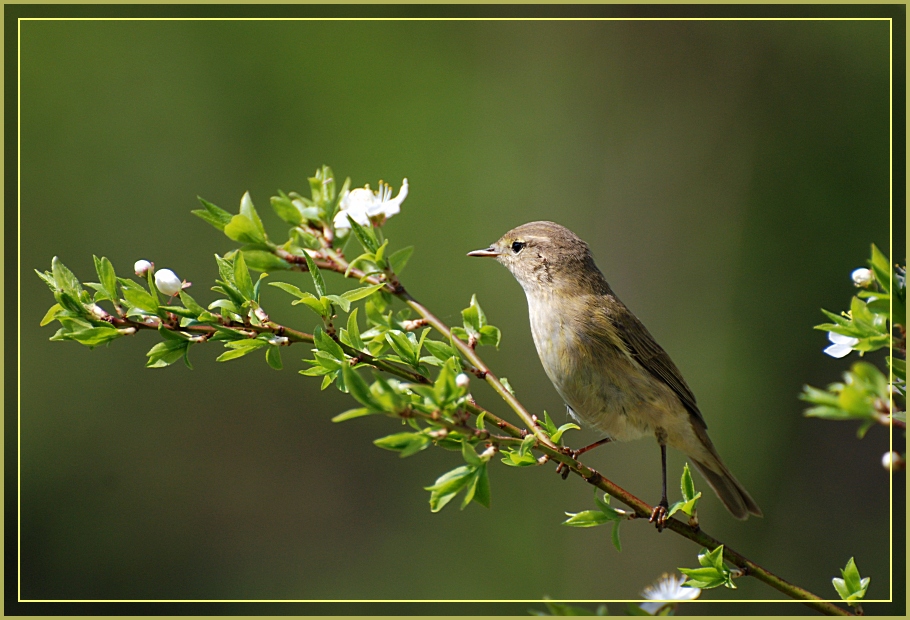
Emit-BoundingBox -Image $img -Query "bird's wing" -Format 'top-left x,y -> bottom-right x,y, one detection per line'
609,301 -> 707,427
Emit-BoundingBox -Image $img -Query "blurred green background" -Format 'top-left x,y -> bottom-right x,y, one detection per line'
19,18 -> 903,613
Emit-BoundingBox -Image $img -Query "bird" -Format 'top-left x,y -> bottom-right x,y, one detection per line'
468,221 -> 762,528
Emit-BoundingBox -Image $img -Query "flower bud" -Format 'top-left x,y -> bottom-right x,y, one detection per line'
882,451 -> 904,471
851,268 -> 874,288
134,259 -> 153,276
154,268 -> 183,296
455,373 -> 470,389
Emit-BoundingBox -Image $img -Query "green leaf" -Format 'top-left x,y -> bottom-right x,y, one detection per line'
386,330 -> 420,367
193,196 -> 233,230
869,244 -> 892,292
265,345 -> 282,370
388,246 -> 414,274
341,364 -> 381,409
340,283 -> 386,303
345,308 -> 365,351
425,465 -> 474,512
40,303 -> 64,326
475,411 -> 486,430
610,521 -> 622,552
833,557 -> 870,604
303,252 -> 326,298
478,324 -> 501,348
314,327 -> 345,361
146,339 -> 190,368
216,338 -> 268,361
562,510 -> 611,527
241,249 -> 291,272
178,291 -> 206,316
51,256 -> 83,297
462,293 -> 484,334
93,255 -> 118,300
232,252 -> 254,300
374,432 -> 430,457
471,464 -> 491,508
239,190 -> 266,237
346,216 -> 380,253
461,440 -> 483,466
270,191 -> 303,225
35,269 -> 57,291
331,407 -> 373,422
123,287 -> 158,313
63,326 -> 123,347
681,462 -> 697,501
550,422 -> 581,444
423,339 -> 459,363
224,214 -> 266,245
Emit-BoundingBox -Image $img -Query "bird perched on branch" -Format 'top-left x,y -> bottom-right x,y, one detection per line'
468,221 -> 761,528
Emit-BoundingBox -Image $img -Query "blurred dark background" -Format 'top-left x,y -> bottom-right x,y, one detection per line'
18,17 -> 903,613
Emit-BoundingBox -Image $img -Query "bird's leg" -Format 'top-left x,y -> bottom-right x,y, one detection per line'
649,430 -> 670,531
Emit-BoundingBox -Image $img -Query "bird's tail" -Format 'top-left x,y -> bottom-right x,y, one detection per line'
689,425 -> 762,520
690,458 -> 762,520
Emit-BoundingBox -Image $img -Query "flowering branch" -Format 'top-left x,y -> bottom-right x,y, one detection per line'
37,166 -> 874,615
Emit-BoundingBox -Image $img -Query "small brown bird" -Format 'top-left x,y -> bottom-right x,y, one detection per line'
468,221 -> 761,527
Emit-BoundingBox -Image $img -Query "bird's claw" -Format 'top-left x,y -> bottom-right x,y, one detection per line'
555,461 -> 572,480
649,502 -> 669,532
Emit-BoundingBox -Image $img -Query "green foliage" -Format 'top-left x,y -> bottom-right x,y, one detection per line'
451,294 -> 502,348
538,410 -> 581,445
562,490 -> 627,552
832,557 -> 870,606
815,245 -> 904,352
666,463 -> 702,519
801,362 -> 892,437
423,439 -> 495,512
678,546 -> 736,590
500,434 -> 539,467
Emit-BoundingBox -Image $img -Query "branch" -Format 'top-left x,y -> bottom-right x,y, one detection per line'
266,244 -> 852,615
97,307 -> 428,384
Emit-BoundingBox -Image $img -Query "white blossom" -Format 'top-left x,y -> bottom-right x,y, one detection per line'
333,178 -> 408,230
154,268 -> 183,296
851,268 -> 874,288
455,373 -> 470,389
882,451 -> 903,471
823,332 -> 859,359
134,259 -> 153,276
639,573 -> 701,615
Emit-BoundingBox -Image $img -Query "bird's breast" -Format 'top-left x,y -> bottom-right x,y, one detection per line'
525,292 -> 677,441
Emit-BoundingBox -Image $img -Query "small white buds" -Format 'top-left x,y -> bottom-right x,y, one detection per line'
851,268 -> 874,288
882,451 -> 905,471
134,259 -> 153,276
455,373 -> 470,389
154,268 -> 183,296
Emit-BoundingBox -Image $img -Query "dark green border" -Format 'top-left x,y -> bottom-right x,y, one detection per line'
5,2 -> 906,616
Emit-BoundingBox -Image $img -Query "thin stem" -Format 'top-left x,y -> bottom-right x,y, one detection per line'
268,243 -> 851,615
101,310 -> 428,384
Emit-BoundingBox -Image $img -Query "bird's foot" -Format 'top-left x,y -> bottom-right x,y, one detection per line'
649,502 -> 669,532
554,445 -> 580,480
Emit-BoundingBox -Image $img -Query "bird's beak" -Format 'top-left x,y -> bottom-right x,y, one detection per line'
467,247 -> 502,258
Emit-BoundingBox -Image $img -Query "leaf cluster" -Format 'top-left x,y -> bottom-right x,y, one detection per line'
678,545 -> 736,590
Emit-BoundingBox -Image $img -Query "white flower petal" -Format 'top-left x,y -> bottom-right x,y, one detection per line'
824,342 -> 854,358
828,332 -> 859,346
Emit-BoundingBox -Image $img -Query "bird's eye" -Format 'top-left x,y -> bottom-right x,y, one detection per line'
511,241 -> 527,254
